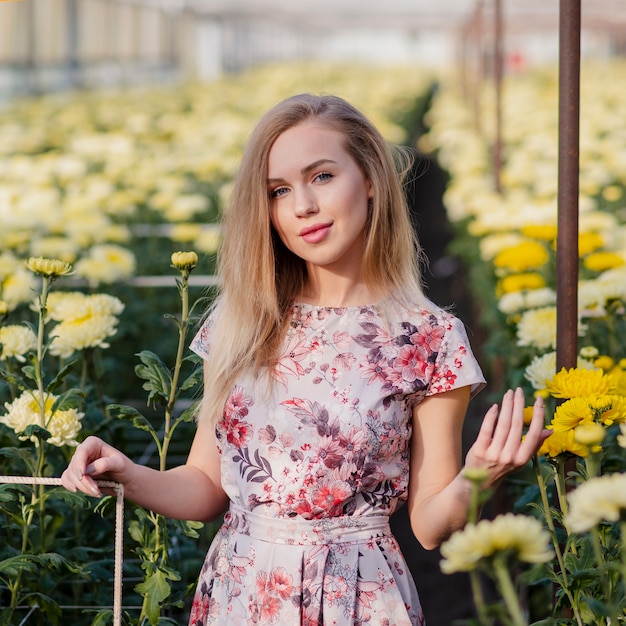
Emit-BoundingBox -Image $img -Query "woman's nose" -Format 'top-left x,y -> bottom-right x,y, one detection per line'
293,187 -> 318,217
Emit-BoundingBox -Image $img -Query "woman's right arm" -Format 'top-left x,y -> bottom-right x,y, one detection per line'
61,391 -> 229,523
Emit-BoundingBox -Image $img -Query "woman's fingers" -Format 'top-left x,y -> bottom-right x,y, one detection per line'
61,436 -> 120,497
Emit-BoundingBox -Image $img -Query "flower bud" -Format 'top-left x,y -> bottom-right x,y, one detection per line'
25,257 -> 73,278
462,467 -> 489,485
171,251 -> 199,272
573,421 -> 606,446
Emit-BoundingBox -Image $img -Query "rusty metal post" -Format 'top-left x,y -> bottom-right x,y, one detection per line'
556,0 -> 581,371
493,0 -> 504,192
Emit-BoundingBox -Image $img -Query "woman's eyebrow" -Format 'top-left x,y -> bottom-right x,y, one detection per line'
267,159 -> 337,185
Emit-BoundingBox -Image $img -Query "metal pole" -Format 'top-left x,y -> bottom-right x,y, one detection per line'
493,0 -> 503,192
556,0 -> 581,371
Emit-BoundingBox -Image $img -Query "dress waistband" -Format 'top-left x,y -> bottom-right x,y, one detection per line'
225,503 -> 391,546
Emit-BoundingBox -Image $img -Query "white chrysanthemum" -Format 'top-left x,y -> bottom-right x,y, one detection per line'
162,193 -> 210,222
516,307 -> 557,350
567,473 -> 626,533
74,244 -> 136,286
1,390 -> 83,446
498,287 -> 556,315
50,315 -> 120,358
1,268 -> 38,311
194,228 -> 221,255
517,306 -> 587,351
44,293 -> 124,358
524,352 -> 597,390
440,514 -> 553,573
479,232 -> 526,261
0,325 -> 37,362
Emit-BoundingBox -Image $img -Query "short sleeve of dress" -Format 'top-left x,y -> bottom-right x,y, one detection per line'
425,314 -> 486,399
189,312 -> 215,361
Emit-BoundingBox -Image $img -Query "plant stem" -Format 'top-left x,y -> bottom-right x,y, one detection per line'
533,457 -> 583,626
590,527 -> 619,626
35,275 -> 50,428
161,272 -> 189,472
469,569 -> 492,625
492,556 -> 527,626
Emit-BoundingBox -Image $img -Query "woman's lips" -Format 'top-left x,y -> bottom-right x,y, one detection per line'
300,223 -> 332,244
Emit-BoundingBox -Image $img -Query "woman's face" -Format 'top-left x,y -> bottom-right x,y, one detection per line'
267,122 -> 372,281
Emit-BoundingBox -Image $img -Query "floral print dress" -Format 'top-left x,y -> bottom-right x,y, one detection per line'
188,300 -> 485,626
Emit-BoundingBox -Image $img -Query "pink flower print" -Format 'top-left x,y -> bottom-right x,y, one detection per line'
410,321 -> 445,352
224,386 -> 253,420
332,352 -> 357,371
189,595 -> 210,624
326,574 -> 349,603
317,437 -> 344,469
332,330 -> 352,350
359,356 -> 388,385
393,344 -> 429,383
337,426 -> 367,459
273,331 -> 310,386
267,567 -> 294,600
311,476 -> 352,516
225,417 -> 253,449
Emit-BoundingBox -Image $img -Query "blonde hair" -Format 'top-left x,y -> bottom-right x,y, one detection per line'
201,93 -> 431,424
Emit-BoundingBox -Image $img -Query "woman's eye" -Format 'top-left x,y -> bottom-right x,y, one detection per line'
270,186 -> 288,198
314,172 -> 333,183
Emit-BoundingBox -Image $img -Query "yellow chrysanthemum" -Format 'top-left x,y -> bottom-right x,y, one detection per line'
25,257 -> 73,279
493,241 -> 550,273
524,352 -> 596,392
0,325 -> 37,362
577,232 -> 604,257
0,301 -> 8,316
520,224 -> 558,242
537,429 -> 589,458
1,390 -> 83,447
599,395 -> 626,426
566,473 -> 626,533
551,397 -> 596,432
583,252 -> 625,273
594,355 -> 615,371
546,367 -> 614,399
497,272 -> 546,296
440,514 -> 553,573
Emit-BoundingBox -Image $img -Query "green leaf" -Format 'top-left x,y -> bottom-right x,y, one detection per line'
134,568 -> 173,625
135,350 -> 172,407
179,367 -> 202,392
0,555 -> 41,577
46,359 -> 78,393
172,518 -> 204,539
22,423 -> 51,442
108,404 -> 156,436
51,387 -> 85,411
0,366 -> 27,390
21,364 -> 38,382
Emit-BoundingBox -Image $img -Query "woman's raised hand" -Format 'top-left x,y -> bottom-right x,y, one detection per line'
61,435 -> 132,498
465,387 -> 551,489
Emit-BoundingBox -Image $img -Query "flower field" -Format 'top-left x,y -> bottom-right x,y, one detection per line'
2,56 -> 626,624
425,62 -> 626,624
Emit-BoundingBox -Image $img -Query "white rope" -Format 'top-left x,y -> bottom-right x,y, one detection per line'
0,475 -> 124,626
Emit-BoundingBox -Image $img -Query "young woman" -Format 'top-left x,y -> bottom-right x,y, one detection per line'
62,94 -> 551,625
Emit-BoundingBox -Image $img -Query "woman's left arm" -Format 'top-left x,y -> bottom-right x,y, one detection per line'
406,386 -> 550,550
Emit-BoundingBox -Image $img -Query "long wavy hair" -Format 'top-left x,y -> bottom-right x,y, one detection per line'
201,93 -> 431,424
